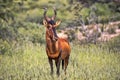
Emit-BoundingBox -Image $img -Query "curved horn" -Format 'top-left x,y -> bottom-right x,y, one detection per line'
52,7 -> 57,20
43,7 -> 49,21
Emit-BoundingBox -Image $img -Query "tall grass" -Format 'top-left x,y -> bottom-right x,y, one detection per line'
0,42 -> 120,80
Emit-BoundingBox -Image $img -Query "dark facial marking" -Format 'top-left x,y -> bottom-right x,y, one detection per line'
48,20 -> 55,25
47,19 -> 58,40
53,28 -> 58,38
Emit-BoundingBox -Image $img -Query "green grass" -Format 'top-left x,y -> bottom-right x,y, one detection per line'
0,43 -> 120,80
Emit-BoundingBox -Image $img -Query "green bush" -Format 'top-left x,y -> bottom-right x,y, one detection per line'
0,39 -> 11,55
107,35 -> 120,52
107,26 -> 116,34
17,22 -> 45,44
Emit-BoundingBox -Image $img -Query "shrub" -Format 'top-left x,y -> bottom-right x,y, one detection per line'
107,35 -> 120,52
0,39 -> 11,55
107,26 -> 116,34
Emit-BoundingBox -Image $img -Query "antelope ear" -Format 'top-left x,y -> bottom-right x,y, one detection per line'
43,20 -> 47,27
55,20 -> 61,27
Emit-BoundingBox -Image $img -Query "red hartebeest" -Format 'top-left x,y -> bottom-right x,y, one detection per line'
43,8 -> 71,76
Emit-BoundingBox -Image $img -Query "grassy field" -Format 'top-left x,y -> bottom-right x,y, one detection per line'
0,42 -> 120,80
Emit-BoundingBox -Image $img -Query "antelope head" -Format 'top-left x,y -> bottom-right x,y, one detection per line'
43,8 -> 61,41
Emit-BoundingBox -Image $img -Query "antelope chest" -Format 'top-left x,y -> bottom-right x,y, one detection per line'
46,41 -> 61,59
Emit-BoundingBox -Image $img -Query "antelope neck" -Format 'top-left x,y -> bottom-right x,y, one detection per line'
46,35 -> 59,54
